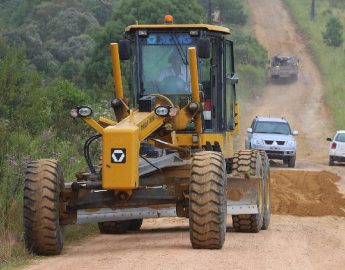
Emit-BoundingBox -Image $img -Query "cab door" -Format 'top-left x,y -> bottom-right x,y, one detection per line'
224,40 -> 236,131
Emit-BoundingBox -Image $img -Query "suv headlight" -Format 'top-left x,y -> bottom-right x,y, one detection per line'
253,139 -> 264,145
286,140 -> 296,147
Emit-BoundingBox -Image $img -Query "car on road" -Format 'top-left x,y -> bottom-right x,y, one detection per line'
268,55 -> 299,81
327,130 -> 345,166
246,117 -> 298,167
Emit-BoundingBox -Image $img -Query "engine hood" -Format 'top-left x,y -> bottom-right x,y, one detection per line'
252,133 -> 294,141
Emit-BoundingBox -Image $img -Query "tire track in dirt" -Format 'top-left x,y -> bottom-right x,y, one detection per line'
243,0 -> 332,165
24,1 -> 345,270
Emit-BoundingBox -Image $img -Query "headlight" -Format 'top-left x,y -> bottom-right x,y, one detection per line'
155,106 -> 170,116
78,106 -> 93,117
286,140 -> 296,147
253,139 -> 264,145
155,105 -> 177,117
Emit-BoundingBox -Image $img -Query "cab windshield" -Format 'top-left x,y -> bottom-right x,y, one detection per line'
140,33 -> 195,100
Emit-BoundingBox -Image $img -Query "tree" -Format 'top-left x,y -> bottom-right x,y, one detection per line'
322,17 -> 343,47
198,0 -> 247,25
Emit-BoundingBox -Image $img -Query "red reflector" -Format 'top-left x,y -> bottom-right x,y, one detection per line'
331,142 -> 337,149
204,99 -> 212,111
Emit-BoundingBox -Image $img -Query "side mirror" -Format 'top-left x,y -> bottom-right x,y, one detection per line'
247,128 -> 253,133
326,137 -> 332,141
119,39 -> 131,60
292,130 -> 299,136
196,38 -> 210,59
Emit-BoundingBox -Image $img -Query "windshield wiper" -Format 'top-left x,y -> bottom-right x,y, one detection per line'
171,31 -> 188,65
270,132 -> 286,134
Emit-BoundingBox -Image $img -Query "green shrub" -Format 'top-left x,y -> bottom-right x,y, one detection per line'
322,17 -> 343,47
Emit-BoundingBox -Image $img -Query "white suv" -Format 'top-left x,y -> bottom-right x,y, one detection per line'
246,117 -> 298,167
327,130 -> 345,166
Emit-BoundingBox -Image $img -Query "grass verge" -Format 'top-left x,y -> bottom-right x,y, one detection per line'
283,0 -> 345,129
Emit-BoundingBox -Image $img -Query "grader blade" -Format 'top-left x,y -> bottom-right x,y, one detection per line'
76,174 -> 262,226
226,176 -> 262,215
77,207 -> 177,224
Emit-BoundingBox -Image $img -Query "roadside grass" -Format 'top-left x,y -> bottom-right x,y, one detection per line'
283,0 -> 345,130
0,131 -> 99,270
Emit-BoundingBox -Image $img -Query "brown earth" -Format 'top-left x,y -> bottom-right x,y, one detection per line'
25,0 -> 345,269
272,170 -> 345,217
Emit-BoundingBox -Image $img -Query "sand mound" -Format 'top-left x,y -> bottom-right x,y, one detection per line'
271,170 -> 345,217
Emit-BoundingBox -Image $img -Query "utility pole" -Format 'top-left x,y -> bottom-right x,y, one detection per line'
311,0 -> 316,20
207,0 -> 212,24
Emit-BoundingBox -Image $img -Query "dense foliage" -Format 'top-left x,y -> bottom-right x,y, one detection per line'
322,17 -> 343,47
0,0 -> 267,266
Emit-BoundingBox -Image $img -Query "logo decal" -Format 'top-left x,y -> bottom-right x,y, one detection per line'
111,148 -> 126,163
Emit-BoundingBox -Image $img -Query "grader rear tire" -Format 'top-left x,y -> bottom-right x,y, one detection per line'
189,151 -> 227,249
23,159 -> 64,255
98,221 -> 130,234
98,218 -> 143,234
128,219 -> 143,231
259,151 -> 271,230
231,150 -> 264,233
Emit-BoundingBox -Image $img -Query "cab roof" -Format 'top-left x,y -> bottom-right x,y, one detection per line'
125,24 -> 230,34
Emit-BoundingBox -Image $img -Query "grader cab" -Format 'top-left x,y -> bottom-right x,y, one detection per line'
23,16 -> 271,255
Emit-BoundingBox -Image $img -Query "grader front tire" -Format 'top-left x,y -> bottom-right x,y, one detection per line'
23,159 -> 64,255
189,151 -> 227,249
231,150 -> 264,233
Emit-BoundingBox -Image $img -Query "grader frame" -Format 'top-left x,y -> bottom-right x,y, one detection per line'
23,18 -> 271,255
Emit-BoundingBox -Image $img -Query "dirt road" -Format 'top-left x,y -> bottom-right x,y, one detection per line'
25,0 -> 345,269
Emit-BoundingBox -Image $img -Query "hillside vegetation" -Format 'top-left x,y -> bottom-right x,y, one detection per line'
0,0 -> 267,268
284,0 -> 345,129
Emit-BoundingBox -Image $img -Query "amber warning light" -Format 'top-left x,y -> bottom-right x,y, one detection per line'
164,15 -> 173,24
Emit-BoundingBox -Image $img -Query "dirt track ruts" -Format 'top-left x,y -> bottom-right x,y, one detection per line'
25,0 -> 345,269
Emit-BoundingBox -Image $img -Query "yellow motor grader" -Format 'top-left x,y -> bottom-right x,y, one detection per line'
23,16 -> 271,255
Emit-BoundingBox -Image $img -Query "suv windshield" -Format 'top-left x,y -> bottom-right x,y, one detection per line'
335,133 -> 345,142
272,57 -> 294,67
141,33 -> 193,97
254,121 -> 291,135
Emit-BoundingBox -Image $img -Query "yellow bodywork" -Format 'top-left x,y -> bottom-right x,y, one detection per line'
101,110 -> 165,189
82,43 -> 238,190
110,43 -> 124,99
102,125 -> 139,189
